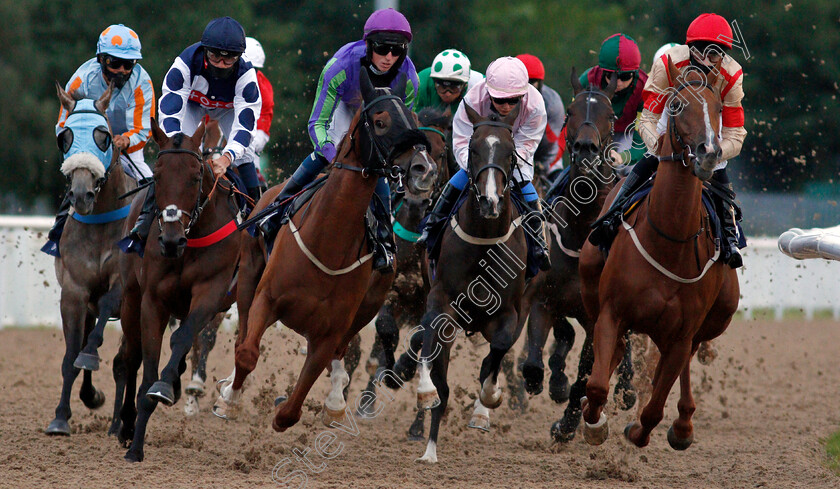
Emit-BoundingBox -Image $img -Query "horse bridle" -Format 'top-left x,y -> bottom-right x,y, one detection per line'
468,119 -> 518,201
563,90 -> 616,167
658,80 -> 716,168
155,148 -> 210,235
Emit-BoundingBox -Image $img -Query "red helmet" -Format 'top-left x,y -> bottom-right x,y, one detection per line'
516,54 -> 545,81
686,13 -> 733,49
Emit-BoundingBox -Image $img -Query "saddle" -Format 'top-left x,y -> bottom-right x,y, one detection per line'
422,189 -> 541,280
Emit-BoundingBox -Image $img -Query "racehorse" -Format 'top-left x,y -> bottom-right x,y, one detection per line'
46,83 -> 137,436
358,106 -> 451,440
116,118 -> 242,462
213,71 -> 434,433
518,70 -> 635,442
414,104 -> 529,464
578,57 -> 739,449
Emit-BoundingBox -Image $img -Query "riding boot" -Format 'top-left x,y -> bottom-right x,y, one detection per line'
126,182 -> 156,246
715,186 -> 743,269
246,186 -> 262,204
417,181 -> 460,244
370,194 -> 396,273
258,152 -> 327,238
520,198 -> 552,271
41,193 -> 72,257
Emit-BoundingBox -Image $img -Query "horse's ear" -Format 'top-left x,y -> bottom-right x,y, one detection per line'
191,118 -> 206,147
666,55 -> 681,87
150,117 -> 169,147
411,111 -> 420,126
603,71 -> 618,99
503,101 -> 522,126
56,81 -> 76,113
464,103 -> 483,125
95,80 -> 114,113
393,73 -> 407,99
570,67 -> 583,96
442,106 -> 452,119
360,68 -> 377,104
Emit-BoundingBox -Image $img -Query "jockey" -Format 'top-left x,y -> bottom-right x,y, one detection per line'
257,8 -> 419,272
577,33 -> 648,168
44,24 -> 155,256
516,54 -> 566,176
123,16 -> 262,252
590,14 -> 747,268
244,36 -> 274,189
416,48 -> 484,114
420,56 -> 551,271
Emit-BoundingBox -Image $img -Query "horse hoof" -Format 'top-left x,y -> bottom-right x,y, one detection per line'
583,413 -> 609,446
468,413 -> 491,432
365,358 -> 379,377
184,396 -> 200,417
185,380 -> 206,398
212,396 -> 240,420
215,377 -> 232,394
124,449 -> 144,463
107,419 -> 121,437
274,395 -> 287,407
417,389 -> 440,410
45,418 -> 71,436
521,363 -> 544,396
321,405 -> 346,428
378,367 -> 403,390
82,388 -> 106,410
623,421 -> 650,447
479,388 -> 502,410
550,419 -> 576,443
613,385 -> 637,411
667,425 -> 694,451
146,381 -> 175,406
548,372 -> 570,404
407,420 -> 425,441
697,342 -> 718,366
73,352 -> 100,371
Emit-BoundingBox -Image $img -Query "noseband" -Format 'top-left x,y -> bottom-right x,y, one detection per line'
468,119 -> 516,201
155,148 -> 208,234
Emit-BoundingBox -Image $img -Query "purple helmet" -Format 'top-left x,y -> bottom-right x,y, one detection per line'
363,8 -> 412,42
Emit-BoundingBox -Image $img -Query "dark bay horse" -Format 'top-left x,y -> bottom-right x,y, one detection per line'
414,104 -> 529,464
46,84 -> 137,436
579,57 -> 739,450
116,118 -> 241,462
214,71 -> 433,433
517,71 -> 635,442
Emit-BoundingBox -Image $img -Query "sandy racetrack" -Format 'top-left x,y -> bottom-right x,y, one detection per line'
1,319 -> 838,488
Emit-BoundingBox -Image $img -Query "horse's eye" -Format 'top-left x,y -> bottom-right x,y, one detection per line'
375,120 -> 386,129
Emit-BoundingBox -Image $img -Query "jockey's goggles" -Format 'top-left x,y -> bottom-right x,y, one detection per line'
102,55 -> 136,71
602,69 -> 637,82
433,79 -> 466,93
371,42 -> 406,57
490,96 -> 522,107
206,48 -> 241,64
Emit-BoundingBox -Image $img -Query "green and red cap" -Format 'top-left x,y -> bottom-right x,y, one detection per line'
597,33 -> 641,72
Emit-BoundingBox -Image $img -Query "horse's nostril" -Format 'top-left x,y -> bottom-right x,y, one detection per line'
178,237 -> 187,248
68,191 -> 75,200
86,191 -> 95,201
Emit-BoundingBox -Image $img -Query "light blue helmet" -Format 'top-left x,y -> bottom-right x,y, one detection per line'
96,25 -> 142,60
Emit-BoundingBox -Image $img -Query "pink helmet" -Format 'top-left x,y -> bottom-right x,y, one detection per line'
485,56 -> 529,98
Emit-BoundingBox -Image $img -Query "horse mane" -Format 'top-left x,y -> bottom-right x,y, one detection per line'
60,152 -> 106,180
171,133 -> 185,148
417,107 -> 451,129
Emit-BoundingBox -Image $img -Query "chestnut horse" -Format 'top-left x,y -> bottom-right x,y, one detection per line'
414,104 -> 529,464
579,58 -> 739,450
214,71 -> 432,433
46,84 -> 137,436
116,118 -> 241,462
518,71 -> 635,442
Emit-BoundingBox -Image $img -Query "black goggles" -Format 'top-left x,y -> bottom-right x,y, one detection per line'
434,79 -> 466,91
371,42 -> 406,57
603,70 -> 637,82
491,96 -> 522,106
102,55 -> 136,71
206,48 -> 241,63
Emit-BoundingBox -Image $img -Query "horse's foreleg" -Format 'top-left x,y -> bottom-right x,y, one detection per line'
322,358 -> 351,426
116,286 -> 142,446
374,304 -> 397,370
582,311 -> 622,446
75,284 -> 121,371
668,351 -> 697,450
185,313 -> 223,416
416,330 -> 452,464
342,334 -> 361,400
613,330 -> 637,410
624,339 -> 692,449
551,332 -> 593,442
274,337 -> 339,432
79,313 -> 106,410
46,290 -> 89,436
235,237 -> 266,349
521,300 -> 553,396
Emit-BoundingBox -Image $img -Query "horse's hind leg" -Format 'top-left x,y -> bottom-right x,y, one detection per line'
415,323 -> 452,464
342,334 -> 361,401
75,285 -> 121,371
374,303 -> 398,370
551,329 -> 593,442
547,317 -> 576,403
624,339 -> 692,449
470,315 -> 518,431
521,299 -> 553,396
613,330 -> 637,410
109,335 -> 128,436
668,353 -> 697,450
46,291 -> 89,436
184,313 -> 222,416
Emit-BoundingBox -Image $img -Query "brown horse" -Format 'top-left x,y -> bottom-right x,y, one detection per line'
414,104 -> 529,464
579,57 -> 739,450
517,71 -> 635,441
46,84 -> 138,436
214,71 -> 432,433
116,118 -> 241,462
